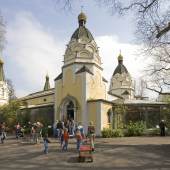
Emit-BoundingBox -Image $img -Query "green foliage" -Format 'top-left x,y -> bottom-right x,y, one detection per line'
125,121 -> 146,136
17,109 -> 31,126
113,129 -> 124,137
101,128 -> 114,138
0,100 -> 21,131
101,128 -> 123,138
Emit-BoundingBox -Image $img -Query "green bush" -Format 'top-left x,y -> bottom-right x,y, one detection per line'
101,128 -> 114,138
113,129 -> 124,137
101,128 -> 123,138
125,121 -> 146,136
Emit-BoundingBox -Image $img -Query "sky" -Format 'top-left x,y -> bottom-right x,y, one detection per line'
0,0 -> 154,98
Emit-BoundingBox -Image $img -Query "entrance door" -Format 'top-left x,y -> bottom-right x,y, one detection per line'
67,101 -> 74,120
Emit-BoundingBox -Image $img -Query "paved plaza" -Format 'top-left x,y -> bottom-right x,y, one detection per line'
1,136 -> 170,170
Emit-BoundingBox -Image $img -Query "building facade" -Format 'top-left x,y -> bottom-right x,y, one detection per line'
19,12 -> 170,135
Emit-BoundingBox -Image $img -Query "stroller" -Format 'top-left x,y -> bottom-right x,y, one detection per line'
78,137 -> 93,162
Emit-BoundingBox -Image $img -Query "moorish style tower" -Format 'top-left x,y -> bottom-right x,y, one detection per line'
54,12 -> 108,133
109,52 -> 134,99
0,57 -> 9,105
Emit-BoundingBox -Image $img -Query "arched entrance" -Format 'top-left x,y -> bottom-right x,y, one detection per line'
59,95 -> 79,121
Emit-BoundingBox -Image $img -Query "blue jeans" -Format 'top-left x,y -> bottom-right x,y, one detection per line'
62,140 -> 68,151
76,140 -> 82,150
44,141 -> 48,154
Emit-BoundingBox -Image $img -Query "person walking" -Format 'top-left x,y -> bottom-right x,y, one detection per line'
15,122 -> 21,139
159,120 -> 166,136
75,129 -> 82,151
31,125 -> 36,143
87,121 -> 95,151
62,128 -> 69,151
0,122 -> 6,144
77,122 -> 85,139
57,120 -> 64,139
60,129 -> 64,147
43,134 -> 50,154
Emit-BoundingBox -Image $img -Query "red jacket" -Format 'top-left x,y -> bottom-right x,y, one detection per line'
63,132 -> 69,141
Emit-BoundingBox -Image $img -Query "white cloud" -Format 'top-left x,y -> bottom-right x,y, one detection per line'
5,12 -> 64,97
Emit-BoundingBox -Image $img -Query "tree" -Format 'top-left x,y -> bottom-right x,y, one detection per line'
101,0 -> 170,94
0,100 -> 21,131
55,0 -> 170,41
144,45 -> 170,93
134,78 -> 147,97
6,79 -> 17,100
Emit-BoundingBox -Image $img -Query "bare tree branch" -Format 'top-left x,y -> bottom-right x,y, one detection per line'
156,22 -> 170,38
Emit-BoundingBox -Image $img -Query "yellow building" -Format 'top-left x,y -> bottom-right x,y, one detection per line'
20,12 -> 168,135
20,12 -> 120,135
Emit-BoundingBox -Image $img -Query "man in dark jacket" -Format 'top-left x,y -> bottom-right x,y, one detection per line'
159,120 -> 166,136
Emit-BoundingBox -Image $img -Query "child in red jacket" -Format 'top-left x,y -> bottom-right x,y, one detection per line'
62,128 -> 69,151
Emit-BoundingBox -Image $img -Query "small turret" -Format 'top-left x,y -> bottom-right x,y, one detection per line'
109,51 -> 134,99
113,52 -> 128,76
43,74 -> 50,91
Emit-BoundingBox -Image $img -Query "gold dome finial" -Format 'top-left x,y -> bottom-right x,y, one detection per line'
78,7 -> 87,26
118,50 -> 123,61
0,58 -> 4,64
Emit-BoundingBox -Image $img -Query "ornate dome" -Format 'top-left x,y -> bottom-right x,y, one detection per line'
113,53 -> 128,76
113,63 -> 128,76
71,12 -> 94,41
71,27 -> 94,41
